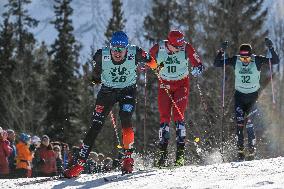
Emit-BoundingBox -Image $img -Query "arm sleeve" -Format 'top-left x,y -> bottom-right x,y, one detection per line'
255,48 -> 280,70
214,51 -> 236,67
92,49 -> 103,83
185,43 -> 202,67
136,46 -> 157,69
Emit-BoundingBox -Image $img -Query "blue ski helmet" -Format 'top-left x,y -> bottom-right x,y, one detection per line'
19,133 -> 31,143
110,31 -> 129,47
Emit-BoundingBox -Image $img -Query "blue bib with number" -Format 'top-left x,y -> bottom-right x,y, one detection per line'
101,46 -> 137,88
235,55 -> 260,94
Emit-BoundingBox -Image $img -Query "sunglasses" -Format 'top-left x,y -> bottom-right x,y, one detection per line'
111,46 -> 127,52
170,44 -> 183,49
240,56 -> 251,63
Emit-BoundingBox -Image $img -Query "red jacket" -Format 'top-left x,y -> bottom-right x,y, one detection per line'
0,139 -> 12,175
36,144 -> 57,174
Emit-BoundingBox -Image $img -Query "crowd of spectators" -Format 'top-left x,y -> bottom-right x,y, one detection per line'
0,127 -> 120,178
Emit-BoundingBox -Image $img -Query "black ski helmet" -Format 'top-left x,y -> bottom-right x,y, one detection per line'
239,44 -> 252,56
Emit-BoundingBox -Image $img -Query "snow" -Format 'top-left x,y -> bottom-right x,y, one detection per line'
1,157 -> 284,189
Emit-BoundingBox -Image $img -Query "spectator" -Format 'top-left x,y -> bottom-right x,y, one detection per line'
68,146 -> 80,168
103,157 -> 113,172
0,128 -> 12,178
7,129 -> 16,178
96,153 -> 105,173
16,133 -> 33,178
34,135 -> 57,177
53,145 -> 63,176
112,158 -> 121,171
83,151 -> 98,174
61,143 -> 69,170
30,135 -> 41,177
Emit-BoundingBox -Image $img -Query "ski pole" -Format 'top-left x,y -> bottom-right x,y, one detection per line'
143,71 -> 147,154
267,49 -> 276,105
220,47 -> 227,160
110,110 -> 123,149
153,71 -> 184,120
153,70 -> 200,144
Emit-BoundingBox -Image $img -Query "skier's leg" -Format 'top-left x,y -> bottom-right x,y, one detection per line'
235,91 -> 245,161
156,82 -> 172,167
244,93 -> 258,159
155,122 -> 170,167
119,87 -> 136,173
64,88 -> 115,178
158,81 -> 172,124
80,90 -> 115,160
173,78 -> 189,166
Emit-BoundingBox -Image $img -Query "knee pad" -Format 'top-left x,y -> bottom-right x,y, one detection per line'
120,103 -> 134,126
159,123 -> 170,144
246,119 -> 253,128
176,121 -> 186,144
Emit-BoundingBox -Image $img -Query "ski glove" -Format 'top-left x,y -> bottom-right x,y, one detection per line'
221,41 -> 229,51
191,64 -> 204,77
265,38 -> 273,49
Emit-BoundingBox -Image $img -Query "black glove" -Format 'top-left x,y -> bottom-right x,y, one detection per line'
265,38 -> 273,49
221,41 -> 229,51
29,144 -> 36,152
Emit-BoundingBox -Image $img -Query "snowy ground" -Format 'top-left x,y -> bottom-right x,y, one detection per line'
1,157 -> 284,189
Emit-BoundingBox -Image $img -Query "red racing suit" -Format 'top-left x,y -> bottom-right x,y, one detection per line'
150,40 -> 202,124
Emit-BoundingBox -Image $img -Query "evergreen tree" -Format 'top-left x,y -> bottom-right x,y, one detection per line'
202,0 -> 268,62
3,0 -> 38,57
1,0 -> 40,132
105,0 -> 126,44
46,0 -> 82,144
0,16 -> 15,128
144,0 -> 179,43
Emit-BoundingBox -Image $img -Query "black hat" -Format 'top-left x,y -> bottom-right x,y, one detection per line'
239,44 -> 252,56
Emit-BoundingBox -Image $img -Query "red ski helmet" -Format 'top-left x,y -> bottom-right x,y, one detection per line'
167,30 -> 185,47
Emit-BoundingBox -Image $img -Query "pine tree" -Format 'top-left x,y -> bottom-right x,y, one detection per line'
3,0 -> 38,57
202,0 -> 268,62
144,0 -> 179,43
46,0 -> 82,144
0,16 -> 15,128
105,0 -> 126,44
1,0 -> 40,132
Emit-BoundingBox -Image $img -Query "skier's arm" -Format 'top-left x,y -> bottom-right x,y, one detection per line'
255,48 -> 280,70
92,49 -> 103,84
185,43 -> 202,67
136,46 -> 157,70
185,43 -> 204,76
214,50 -> 235,67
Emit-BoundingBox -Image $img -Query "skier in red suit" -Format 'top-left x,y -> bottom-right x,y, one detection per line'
150,30 -> 204,167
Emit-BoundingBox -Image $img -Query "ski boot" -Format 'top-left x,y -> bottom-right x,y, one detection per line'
64,159 -> 85,178
154,149 -> 168,168
246,147 -> 255,161
237,147 -> 245,162
121,149 -> 134,174
175,145 -> 185,166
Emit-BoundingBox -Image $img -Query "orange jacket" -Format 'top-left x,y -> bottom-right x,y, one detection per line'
16,141 -> 33,170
